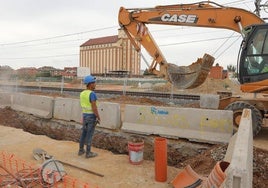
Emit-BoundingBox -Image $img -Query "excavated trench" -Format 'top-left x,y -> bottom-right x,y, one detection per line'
0,106 -> 213,168
2,106 -> 268,187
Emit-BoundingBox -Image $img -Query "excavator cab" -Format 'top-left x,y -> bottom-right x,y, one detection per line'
238,24 -> 268,92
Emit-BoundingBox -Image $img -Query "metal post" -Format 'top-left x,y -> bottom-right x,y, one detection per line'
123,78 -> 127,96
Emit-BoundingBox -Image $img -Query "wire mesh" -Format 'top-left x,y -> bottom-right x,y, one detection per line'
0,151 -> 99,188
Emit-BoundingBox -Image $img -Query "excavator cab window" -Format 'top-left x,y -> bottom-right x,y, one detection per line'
239,25 -> 268,84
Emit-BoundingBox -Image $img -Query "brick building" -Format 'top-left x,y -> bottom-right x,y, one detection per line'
16,67 -> 38,77
79,29 -> 141,76
62,67 -> 77,79
209,63 -> 228,79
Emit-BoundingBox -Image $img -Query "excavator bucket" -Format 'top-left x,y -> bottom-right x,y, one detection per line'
167,53 -> 215,89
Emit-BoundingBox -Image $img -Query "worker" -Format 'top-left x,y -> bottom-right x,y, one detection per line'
247,30 -> 267,73
78,75 -> 100,158
253,30 -> 266,53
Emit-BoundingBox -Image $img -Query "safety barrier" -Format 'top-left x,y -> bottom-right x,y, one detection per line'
53,97 -> 121,129
0,151 -> 99,188
97,102 -> 121,129
1,92 -> 121,130
0,92 -> 233,143
200,94 -> 220,109
122,104 -> 233,143
11,93 -> 54,119
221,108 -> 253,188
53,97 -> 82,122
171,108 -> 253,188
0,92 -> 11,108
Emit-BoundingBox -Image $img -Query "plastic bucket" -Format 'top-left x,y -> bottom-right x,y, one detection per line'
128,140 -> 144,165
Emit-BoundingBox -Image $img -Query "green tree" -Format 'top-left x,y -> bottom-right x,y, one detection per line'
227,64 -> 237,78
227,64 -> 236,72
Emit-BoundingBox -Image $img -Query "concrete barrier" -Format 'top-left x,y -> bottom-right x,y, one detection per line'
122,104 -> 233,143
53,98 -> 121,129
11,93 -> 54,119
222,109 -> 253,188
97,102 -> 121,130
0,92 -> 12,108
53,98 -> 82,122
200,94 -> 219,109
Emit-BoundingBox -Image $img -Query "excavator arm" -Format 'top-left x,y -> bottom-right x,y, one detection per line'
118,1 -> 264,89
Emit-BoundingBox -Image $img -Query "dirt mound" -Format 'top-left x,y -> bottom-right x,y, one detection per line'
101,95 -> 168,106
152,78 -> 242,95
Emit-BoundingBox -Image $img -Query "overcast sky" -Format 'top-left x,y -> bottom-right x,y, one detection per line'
0,0 -> 267,70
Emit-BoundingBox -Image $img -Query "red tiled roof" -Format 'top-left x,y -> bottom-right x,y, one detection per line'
80,35 -> 118,47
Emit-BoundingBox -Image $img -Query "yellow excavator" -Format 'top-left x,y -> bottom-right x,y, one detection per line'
119,1 -> 268,136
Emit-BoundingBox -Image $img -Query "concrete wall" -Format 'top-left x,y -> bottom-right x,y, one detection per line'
97,102 -> 121,129
122,104 -> 233,143
0,92 -> 234,143
0,92 -> 120,129
11,93 -> 54,119
0,92 -> 12,108
200,94 -> 219,109
53,98 -> 121,129
222,108 -> 253,188
54,98 -> 82,122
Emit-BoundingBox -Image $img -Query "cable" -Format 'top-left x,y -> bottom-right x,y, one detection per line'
0,35 -> 240,61
212,32 -> 238,56
215,36 -> 241,60
159,35 -> 240,47
0,54 -> 78,60
0,26 -> 117,46
223,0 -> 253,6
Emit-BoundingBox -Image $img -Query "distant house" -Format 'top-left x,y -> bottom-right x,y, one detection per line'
17,67 -> 38,77
62,67 -> 77,79
222,70 -> 228,79
79,29 -> 141,77
37,66 -> 63,77
209,63 -> 228,79
0,66 -> 16,79
16,66 -> 77,79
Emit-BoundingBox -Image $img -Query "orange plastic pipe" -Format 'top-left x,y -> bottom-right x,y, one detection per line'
203,161 -> 229,187
154,137 -> 167,182
171,165 -> 204,188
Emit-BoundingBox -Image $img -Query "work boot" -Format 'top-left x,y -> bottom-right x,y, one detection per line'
78,149 -> 85,156
85,152 -> 98,158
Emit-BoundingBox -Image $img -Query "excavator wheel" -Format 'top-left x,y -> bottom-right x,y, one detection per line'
224,101 -> 262,137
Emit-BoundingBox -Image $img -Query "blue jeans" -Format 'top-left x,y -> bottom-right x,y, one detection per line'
79,114 -> 96,153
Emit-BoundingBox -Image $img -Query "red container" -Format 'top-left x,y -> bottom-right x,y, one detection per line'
128,140 -> 144,165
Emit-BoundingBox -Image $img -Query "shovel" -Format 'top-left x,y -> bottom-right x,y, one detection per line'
32,148 -> 104,177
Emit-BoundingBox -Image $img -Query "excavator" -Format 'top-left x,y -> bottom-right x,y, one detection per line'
118,1 -> 268,136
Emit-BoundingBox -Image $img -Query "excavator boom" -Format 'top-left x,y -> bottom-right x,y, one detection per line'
118,1 -> 264,89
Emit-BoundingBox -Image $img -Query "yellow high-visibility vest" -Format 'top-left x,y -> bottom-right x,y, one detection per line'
80,90 -> 93,114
